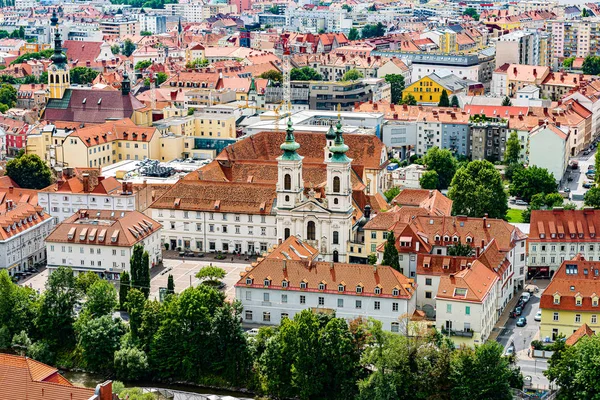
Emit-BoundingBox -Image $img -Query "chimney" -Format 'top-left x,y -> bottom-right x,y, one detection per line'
97,381 -> 113,400
8,186 -> 13,194
373,264 -> 378,273
82,173 -> 90,193
467,262 -> 472,269
330,261 -> 334,269
513,66 -> 517,74
364,204 -> 371,219
449,273 -> 455,283
533,68 -> 537,76
6,199 -> 13,210
122,181 -> 127,193
429,190 -> 433,198
282,259 -> 286,270
483,213 -> 488,228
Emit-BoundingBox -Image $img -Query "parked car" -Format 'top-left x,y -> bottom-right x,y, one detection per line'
516,317 -> 527,327
562,188 -> 571,193
587,173 -> 596,180
514,306 -> 523,317
515,199 -> 529,206
505,346 -> 515,356
584,150 -> 591,156
583,182 -> 594,189
535,310 -> 542,322
521,292 -> 531,303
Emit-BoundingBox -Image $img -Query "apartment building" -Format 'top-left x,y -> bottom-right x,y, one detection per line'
551,19 -> 599,59
496,30 -> 543,67
45,210 -> 162,278
540,256 -> 600,340
236,235 -> 417,332
99,18 -> 139,37
290,80 -> 373,111
529,209 -> 600,278
528,123 -> 570,183
138,14 -> 167,34
0,188 -> 55,276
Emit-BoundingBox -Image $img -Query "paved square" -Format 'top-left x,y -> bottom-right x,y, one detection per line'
150,259 -> 250,301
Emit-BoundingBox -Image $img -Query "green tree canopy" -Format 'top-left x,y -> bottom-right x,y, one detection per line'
0,83 -> 17,110
448,160 -> 508,219
167,274 -> 175,295
501,96 -> 512,106
130,244 -> 150,298
582,55 -> 600,75
83,280 -> 118,318
76,315 -> 125,372
135,60 -> 152,71
111,44 -> 120,55
119,271 -> 130,311
259,69 -> 283,83
185,58 -> 209,69
504,131 -> 521,164
385,74 -> 405,104
450,95 -> 460,107
420,170 -> 439,189
509,165 -> 557,203
563,56 -> 576,68
114,346 -> 149,381
6,153 -> 52,189
423,146 -> 457,190
75,271 -> 100,294
447,241 -> 473,256
400,93 -> 417,105
383,186 -> 400,202
290,66 -> 323,81
140,30 -> 153,36
195,265 -> 226,286
361,22 -> 386,38
584,186 -> 600,208
348,27 -> 359,41
521,192 -> 566,222
382,231 -> 399,271
463,7 -> 480,20
122,39 -> 136,57
438,89 -> 450,107
341,69 -> 364,81
69,67 -> 99,85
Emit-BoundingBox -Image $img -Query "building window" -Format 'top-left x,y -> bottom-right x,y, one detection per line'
333,176 -> 340,193
392,302 -> 398,312
319,283 -> 325,290
263,312 -> 271,322
245,310 -> 253,320
333,231 -> 339,245
300,282 -> 307,289
425,278 -> 432,285
245,291 -> 251,301
355,300 -> 362,309
374,287 -> 381,295
263,293 -> 270,302
575,314 -> 581,323
356,286 -> 363,294
300,295 -> 306,304
374,301 -> 380,310
391,322 -> 399,333
307,221 -> 316,240
592,315 -> 597,324
337,298 -> 343,307
371,232 -> 377,239
446,304 -> 452,314
553,312 -> 559,321
392,288 -> 399,296
318,297 -> 325,306
284,174 -> 291,190
465,306 -> 470,315
281,294 -> 287,303
426,291 -> 432,299
281,313 -> 289,320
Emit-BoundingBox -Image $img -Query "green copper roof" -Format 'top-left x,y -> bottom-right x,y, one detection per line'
249,76 -> 256,92
50,12 -> 67,67
280,118 -> 301,161
325,123 -> 336,140
329,118 -> 350,163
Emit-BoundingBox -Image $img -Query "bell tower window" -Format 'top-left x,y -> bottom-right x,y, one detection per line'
333,176 -> 340,193
284,174 -> 291,190
307,221 -> 316,240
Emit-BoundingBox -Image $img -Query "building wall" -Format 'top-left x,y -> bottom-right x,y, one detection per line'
411,63 -> 479,83
236,285 -> 415,332
37,192 -> 137,223
529,127 -> 568,183
528,241 -> 600,276
0,217 -> 54,275
540,309 -> 600,340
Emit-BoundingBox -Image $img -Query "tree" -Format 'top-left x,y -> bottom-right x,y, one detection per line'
196,265 -> 226,286
341,69 -> 363,81
130,244 -> 150,298
75,271 -> 100,294
134,60 -> 152,71
385,74 -> 405,104
400,93 -> 417,105
114,346 -> 149,381
69,67 -> 99,84
383,186 -> 400,202
420,170 -> 439,189
83,280 -> 117,318
119,272 -> 130,311
122,39 -> 136,57
185,58 -> 209,69
5,154 -> 52,189
77,315 -> 125,372
447,241 -> 473,256
342,4 -> 352,11
167,274 -> 175,295
545,335 -> 600,399
361,22 -> 385,39
367,253 -> 377,265
463,7 -> 480,20
259,69 -> 283,83
582,55 -> 600,75
582,7 -> 590,17
140,30 -> 153,36
0,83 -> 17,109
438,89 -> 450,107
501,96 -> 512,106
448,160 -> 508,219
522,192 -> 565,222
111,45 -> 120,55
504,131 -> 521,164
595,150 -> 600,182
290,66 -> 323,81
510,165 -> 557,203
126,288 -> 146,342
584,187 -> 600,208
11,330 -> 31,356
35,267 -> 79,349
155,72 -> 168,86
423,146 -> 457,190
348,27 -> 359,41
187,108 -> 195,116
563,56 -> 576,69
268,4 -> 279,14
450,95 -> 460,107
382,231 -> 399,271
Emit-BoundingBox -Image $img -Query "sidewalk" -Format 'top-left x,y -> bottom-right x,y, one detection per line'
488,291 -> 523,342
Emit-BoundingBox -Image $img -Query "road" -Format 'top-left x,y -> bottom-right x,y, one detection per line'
497,286 -> 551,389
563,146 -> 598,206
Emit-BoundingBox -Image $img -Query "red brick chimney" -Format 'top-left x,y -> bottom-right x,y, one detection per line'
82,173 -> 90,193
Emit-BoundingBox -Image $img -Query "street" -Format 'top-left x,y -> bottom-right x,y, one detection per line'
496,284 -> 550,389
562,146 -> 598,206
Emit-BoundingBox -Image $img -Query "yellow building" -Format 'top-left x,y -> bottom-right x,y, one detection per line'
403,74 -> 462,105
19,43 -> 51,55
154,112 -> 237,139
540,257 -> 600,341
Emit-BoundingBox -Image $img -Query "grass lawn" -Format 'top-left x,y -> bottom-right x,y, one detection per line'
506,208 -> 524,223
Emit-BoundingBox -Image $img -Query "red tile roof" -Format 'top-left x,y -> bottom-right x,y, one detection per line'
565,323 -> 595,346
436,260 -> 498,303
530,209 -> 600,242
390,189 -> 452,216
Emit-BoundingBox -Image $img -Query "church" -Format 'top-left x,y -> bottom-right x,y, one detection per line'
43,12 -> 151,126
149,116 -> 389,262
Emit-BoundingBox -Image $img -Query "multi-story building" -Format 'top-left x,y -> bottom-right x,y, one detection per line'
138,14 -> 167,34
529,209 -> 600,278
491,64 -> 550,98
435,260 -> 499,346
99,18 -> 139,37
285,8 -> 352,33
45,210 -> 162,278
528,123 -> 570,183
496,30 -> 542,67
0,188 -> 55,276
235,235 -> 417,332
551,19 -> 600,59
539,255 -> 600,341
403,73 -> 482,105
469,115 -> 509,162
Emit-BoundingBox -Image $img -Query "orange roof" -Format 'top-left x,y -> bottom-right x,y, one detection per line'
68,118 -> 156,148
391,189 -> 452,216
364,205 -> 431,231
436,260 -> 498,303
565,323 -> 595,346
264,235 -> 319,261
0,353 -> 95,400
530,209 -> 600,241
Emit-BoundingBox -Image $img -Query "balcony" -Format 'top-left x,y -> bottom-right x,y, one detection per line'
441,327 -> 474,338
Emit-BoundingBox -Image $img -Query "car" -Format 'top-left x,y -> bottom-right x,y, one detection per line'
514,306 -> 523,316
516,317 -> 527,327
563,188 -> 571,193
246,328 -> 260,337
583,150 -> 591,156
521,292 -> 531,303
515,199 -> 529,206
535,310 -> 542,322
584,182 -> 594,189
587,174 -> 596,180
505,346 -> 515,356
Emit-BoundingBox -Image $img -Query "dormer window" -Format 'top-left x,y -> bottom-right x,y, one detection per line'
434,235 -> 440,241
466,236 -> 472,243
443,235 -> 449,242
374,287 -> 381,295
540,233 -> 545,239
338,284 -> 345,292
319,283 -> 326,291
593,296 -> 599,307
551,233 -> 556,238
554,294 -> 561,304
579,233 -> 584,238
282,280 -> 288,288
264,279 -> 271,287
246,277 -> 253,285
300,281 -> 307,289
356,285 -> 363,294
424,263 -> 429,268
453,235 -> 459,242
392,288 -> 399,296
576,295 -> 583,306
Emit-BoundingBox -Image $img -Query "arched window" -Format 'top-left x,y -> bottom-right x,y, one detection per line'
333,250 -> 339,262
284,228 -> 290,239
50,74 -> 54,84
284,174 -> 291,190
333,231 -> 339,245
285,195 -> 290,202
307,221 -> 316,240
334,198 -> 339,205
333,176 -> 340,193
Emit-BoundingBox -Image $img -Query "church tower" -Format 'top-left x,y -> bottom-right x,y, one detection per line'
48,11 -> 70,100
276,119 -> 304,210
326,114 -> 353,212
324,122 -> 336,162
